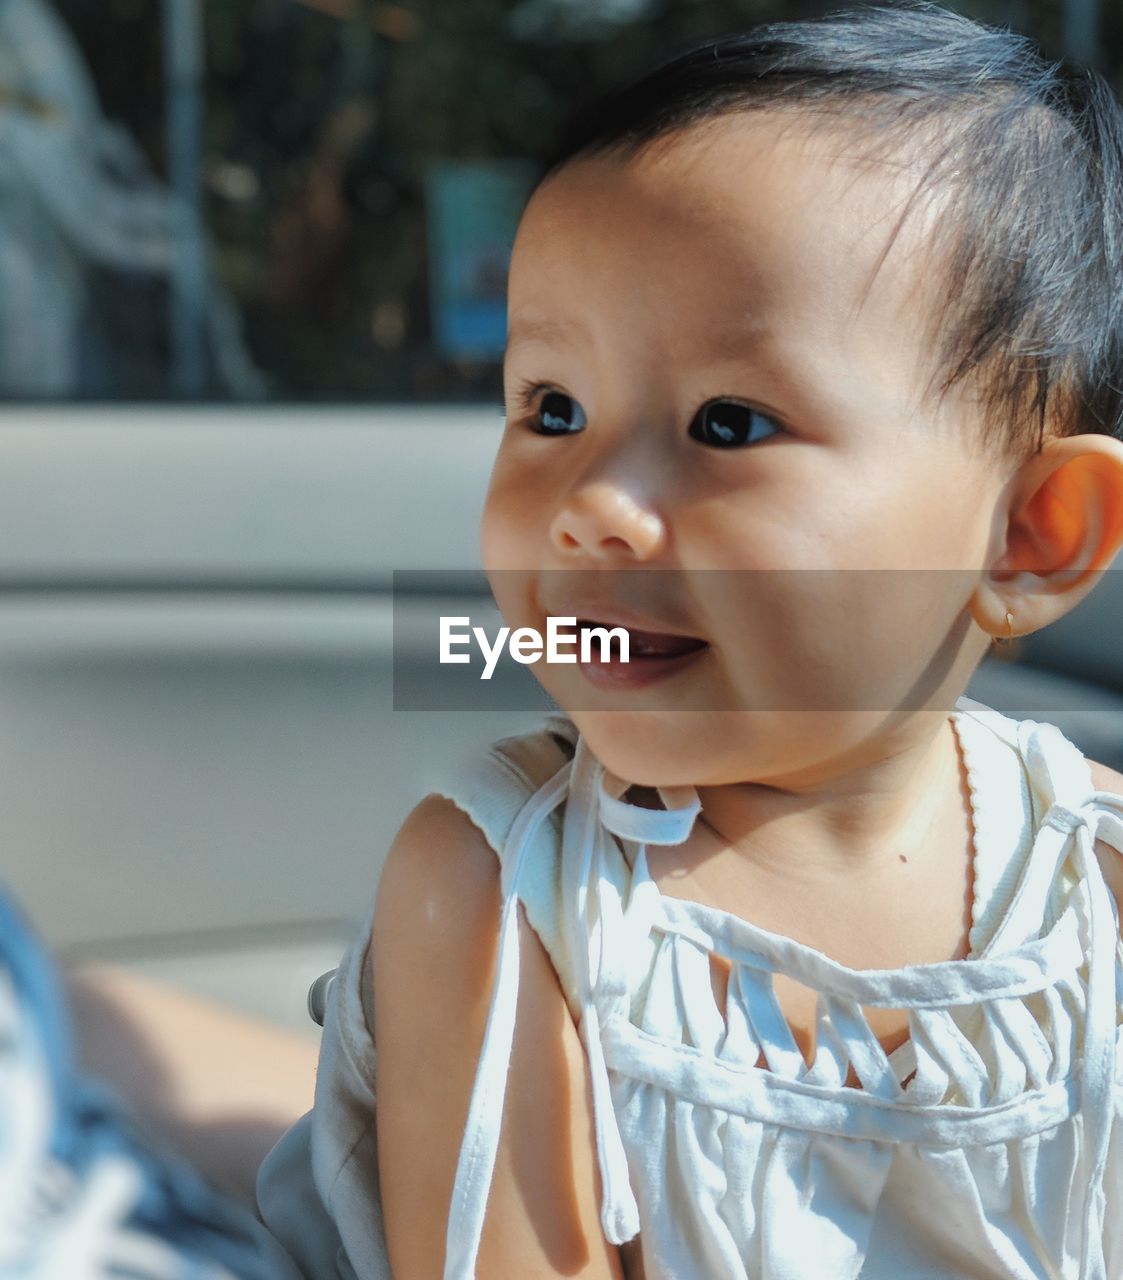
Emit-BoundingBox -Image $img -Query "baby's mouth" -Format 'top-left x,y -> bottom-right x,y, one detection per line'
576,619 -> 709,659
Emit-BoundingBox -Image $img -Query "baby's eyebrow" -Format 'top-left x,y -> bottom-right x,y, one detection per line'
703,319 -> 783,363
505,315 -> 586,353
506,312 -> 782,363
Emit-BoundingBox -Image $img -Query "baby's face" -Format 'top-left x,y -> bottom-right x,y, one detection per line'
481,112 -> 1013,787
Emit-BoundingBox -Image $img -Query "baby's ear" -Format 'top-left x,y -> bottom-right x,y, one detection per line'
970,432 -> 1123,640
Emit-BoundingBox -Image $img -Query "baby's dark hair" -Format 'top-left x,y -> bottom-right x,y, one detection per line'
536,1 -> 1123,460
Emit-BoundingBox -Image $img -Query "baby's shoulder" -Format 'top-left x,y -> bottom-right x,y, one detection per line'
371,791 -> 510,1023
377,791 -> 499,921
1087,755 -> 1123,799
373,719 -> 584,1016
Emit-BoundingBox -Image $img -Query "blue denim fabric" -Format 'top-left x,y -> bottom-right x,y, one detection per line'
0,888 -> 300,1279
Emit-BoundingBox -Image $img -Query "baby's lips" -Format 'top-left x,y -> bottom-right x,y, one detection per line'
577,618 -> 709,657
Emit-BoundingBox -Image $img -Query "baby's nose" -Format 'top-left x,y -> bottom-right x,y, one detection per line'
549,482 -> 666,561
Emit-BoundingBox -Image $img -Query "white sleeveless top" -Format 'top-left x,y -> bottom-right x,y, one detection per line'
256,693 -> 1123,1280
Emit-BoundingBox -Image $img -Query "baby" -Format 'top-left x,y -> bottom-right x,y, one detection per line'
258,4 -> 1123,1278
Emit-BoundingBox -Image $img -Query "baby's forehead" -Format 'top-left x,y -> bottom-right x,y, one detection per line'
513,111 -> 951,378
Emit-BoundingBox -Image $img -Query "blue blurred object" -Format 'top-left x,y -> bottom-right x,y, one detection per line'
0,887 -> 299,1279
424,159 -> 535,360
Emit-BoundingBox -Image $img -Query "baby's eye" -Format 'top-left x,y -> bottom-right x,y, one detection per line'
689,400 -> 782,448
527,389 -> 587,435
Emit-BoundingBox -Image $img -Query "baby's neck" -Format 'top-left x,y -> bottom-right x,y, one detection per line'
691,714 -> 965,881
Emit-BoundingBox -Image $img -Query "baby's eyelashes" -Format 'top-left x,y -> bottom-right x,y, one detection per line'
537,389 -> 587,435
508,381 -> 784,447
689,401 -> 783,448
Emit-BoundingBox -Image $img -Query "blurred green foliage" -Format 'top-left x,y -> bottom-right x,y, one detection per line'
54,0 -> 1123,402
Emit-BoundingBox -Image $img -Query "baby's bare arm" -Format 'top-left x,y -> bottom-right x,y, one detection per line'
64,964 -> 318,1203
373,794 -> 626,1280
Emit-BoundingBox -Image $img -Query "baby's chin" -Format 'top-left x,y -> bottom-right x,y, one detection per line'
564,707 -> 762,790
564,706 -> 905,791
559,708 -> 684,785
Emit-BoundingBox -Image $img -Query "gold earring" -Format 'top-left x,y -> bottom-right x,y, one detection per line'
996,609 -> 1015,645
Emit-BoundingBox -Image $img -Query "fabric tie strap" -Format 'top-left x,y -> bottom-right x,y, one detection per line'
442,759 -> 573,1280
443,734 -> 700,1275
1069,792 -> 1123,1280
561,740 -> 701,1245
1005,718 -> 1123,1279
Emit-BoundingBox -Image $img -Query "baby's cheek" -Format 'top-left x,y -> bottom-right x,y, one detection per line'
478,508 -> 505,573
479,494 -> 527,574
877,455 -> 996,569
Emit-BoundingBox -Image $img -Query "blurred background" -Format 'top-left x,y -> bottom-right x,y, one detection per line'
0,0 -> 1120,1037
